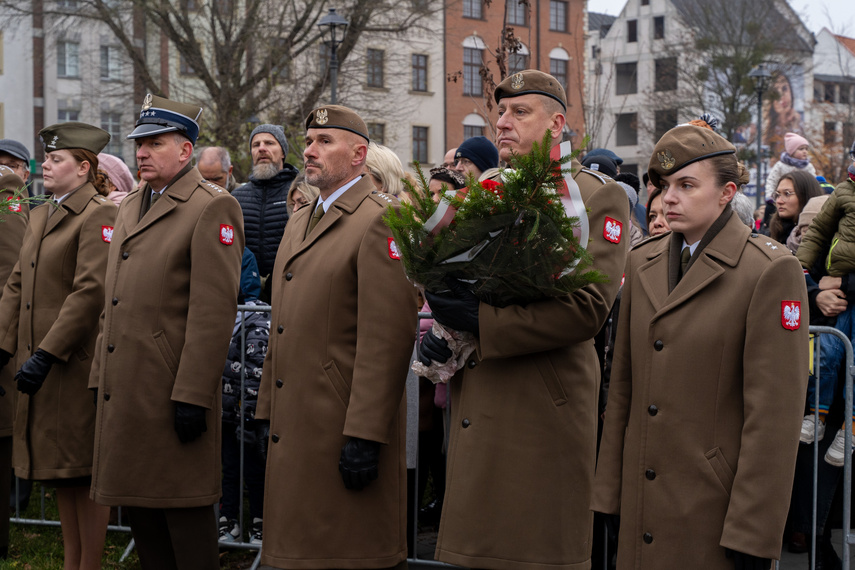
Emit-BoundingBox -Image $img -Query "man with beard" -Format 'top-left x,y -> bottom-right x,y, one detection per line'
232,124 -> 299,302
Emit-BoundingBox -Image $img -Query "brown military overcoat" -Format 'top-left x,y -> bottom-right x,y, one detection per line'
0,183 -> 115,479
434,161 -> 629,570
256,176 -> 417,569
0,173 -> 29,437
89,167 -> 244,508
591,212 -> 809,568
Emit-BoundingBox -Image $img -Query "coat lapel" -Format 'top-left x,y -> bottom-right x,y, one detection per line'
123,168 -> 201,242
43,183 -> 97,237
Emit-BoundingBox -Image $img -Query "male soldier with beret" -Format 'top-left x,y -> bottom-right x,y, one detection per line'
418,70 -> 630,569
255,105 -> 417,569
88,94 -> 244,569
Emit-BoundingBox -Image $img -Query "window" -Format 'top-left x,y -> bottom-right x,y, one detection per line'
463,47 -> 483,96
57,41 -> 79,77
627,20 -> 637,43
57,0 -> 78,9
507,0 -> 526,26
841,84 -> 852,105
508,52 -> 528,75
412,54 -> 428,92
549,0 -> 567,32
367,48 -> 384,88
654,57 -> 677,91
641,0 -> 649,5
179,53 -> 195,76
368,123 -> 385,145
844,123 -> 855,149
824,83 -> 836,103
101,112 -> 123,158
654,109 -> 678,140
100,45 -> 121,81
654,16 -> 664,39
615,113 -> 638,146
549,58 -> 567,92
615,62 -> 637,95
824,121 -> 836,145
57,109 -> 79,123
463,0 -> 482,19
412,126 -> 428,164
463,125 -> 484,140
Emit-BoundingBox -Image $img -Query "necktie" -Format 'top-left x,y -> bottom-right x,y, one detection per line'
680,246 -> 691,278
149,191 -> 161,212
307,205 -> 325,236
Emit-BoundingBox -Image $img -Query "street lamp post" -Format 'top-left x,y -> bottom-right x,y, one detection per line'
748,63 -> 771,209
318,8 -> 349,105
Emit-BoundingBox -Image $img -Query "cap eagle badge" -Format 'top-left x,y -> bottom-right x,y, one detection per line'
511,73 -> 525,90
657,149 -> 676,170
316,109 -> 329,125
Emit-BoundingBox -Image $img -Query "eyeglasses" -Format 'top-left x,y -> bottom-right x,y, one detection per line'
773,190 -> 796,200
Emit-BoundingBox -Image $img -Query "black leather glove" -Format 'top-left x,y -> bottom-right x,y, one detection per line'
174,402 -> 207,443
725,549 -> 771,570
339,437 -> 381,491
254,420 -> 270,461
425,278 -> 480,335
0,349 -> 11,373
417,329 -> 452,366
16,349 -> 58,396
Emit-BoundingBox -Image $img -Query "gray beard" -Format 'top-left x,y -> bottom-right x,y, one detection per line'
252,162 -> 281,180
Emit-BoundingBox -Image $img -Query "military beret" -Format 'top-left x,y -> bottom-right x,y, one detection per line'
648,124 -> 736,189
39,122 -> 111,155
305,105 -> 369,142
494,70 -> 567,111
128,93 -> 204,144
0,165 -> 26,194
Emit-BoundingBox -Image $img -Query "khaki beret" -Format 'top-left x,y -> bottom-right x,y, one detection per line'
0,165 -> 26,194
494,70 -> 567,111
305,105 -> 369,141
128,93 -> 203,144
648,124 -> 736,189
39,122 -> 111,155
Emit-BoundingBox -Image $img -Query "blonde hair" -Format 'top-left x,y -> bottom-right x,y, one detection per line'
365,142 -> 406,197
288,172 -> 320,216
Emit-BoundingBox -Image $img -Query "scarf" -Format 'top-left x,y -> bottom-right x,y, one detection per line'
780,152 -> 810,169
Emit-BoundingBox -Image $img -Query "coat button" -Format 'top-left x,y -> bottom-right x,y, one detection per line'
462,419 -> 470,428
467,359 -> 477,369
648,405 -> 658,416
107,344 -> 115,353
25,302 -> 30,309
654,340 -> 664,351
285,273 -> 293,281
112,298 -> 119,306
27,344 -> 31,351
643,532 -> 653,544
275,379 -> 283,388
122,252 -> 129,260
645,469 -> 656,480
271,434 -> 280,443
104,393 -> 111,401
277,325 -> 284,333
31,261 -> 34,268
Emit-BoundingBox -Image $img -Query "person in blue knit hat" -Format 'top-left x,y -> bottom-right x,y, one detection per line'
452,135 -> 499,181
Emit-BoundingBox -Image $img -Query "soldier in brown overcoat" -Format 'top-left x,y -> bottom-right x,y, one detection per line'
88,95 -> 244,570
417,70 -> 629,570
0,163 -> 28,558
0,122 -> 116,570
255,106 -> 417,569
591,121 -> 809,570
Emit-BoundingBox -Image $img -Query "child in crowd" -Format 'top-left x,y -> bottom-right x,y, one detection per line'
765,132 -> 817,203
796,140 -> 855,466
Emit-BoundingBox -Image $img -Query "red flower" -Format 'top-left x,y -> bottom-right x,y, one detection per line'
481,179 -> 504,199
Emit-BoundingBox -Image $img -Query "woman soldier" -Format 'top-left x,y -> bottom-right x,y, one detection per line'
0,122 -> 117,569
592,120 -> 808,570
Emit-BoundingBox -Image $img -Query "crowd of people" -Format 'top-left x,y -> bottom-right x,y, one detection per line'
0,67 -> 852,570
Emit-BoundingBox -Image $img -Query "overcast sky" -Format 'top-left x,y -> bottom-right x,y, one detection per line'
590,0 -> 855,35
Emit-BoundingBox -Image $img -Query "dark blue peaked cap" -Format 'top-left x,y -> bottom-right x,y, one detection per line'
128,93 -> 203,144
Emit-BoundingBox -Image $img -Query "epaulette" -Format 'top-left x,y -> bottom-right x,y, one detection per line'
579,168 -> 613,185
369,190 -> 398,207
200,180 -> 227,196
633,230 -> 670,250
93,194 -> 110,204
746,233 -> 791,260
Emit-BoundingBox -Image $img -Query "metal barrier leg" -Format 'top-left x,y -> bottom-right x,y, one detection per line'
120,538 -> 135,562
250,550 -> 263,570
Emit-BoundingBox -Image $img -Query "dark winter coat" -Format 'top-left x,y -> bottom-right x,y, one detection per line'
222,304 -> 270,426
232,165 -> 299,278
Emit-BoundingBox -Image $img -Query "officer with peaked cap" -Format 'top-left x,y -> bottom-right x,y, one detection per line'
88,94 -> 244,569
255,104 -> 416,569
416,69 -> 630,569
0,121 -> 116,569
592,120 -> 808,569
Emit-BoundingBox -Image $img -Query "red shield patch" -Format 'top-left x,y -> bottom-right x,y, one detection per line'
388,237 -> 401,260
603,217 -> 622,244
6,197 -> 20,213
781,301 -> 801,330
220,224 -> 235,245
101,226 -> 113,243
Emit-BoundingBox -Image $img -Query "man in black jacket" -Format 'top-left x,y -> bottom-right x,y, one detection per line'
232,124 -> 299,302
